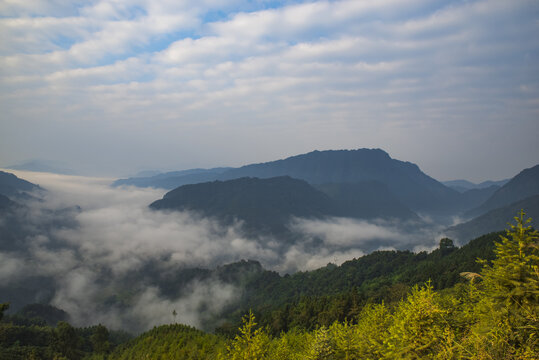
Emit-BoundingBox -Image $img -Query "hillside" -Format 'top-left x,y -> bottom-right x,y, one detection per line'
466,164 -> 539,217
0,194 -> 16,211
0,170 -> 41,199
315,181 -> 419,220
457,185 -> 500,211
445,195 -> 539,243
3,216 -> 537,359
150,176 -> 336,235
228,232 -> 499,326
149,176 -> 419,235
110,324 -> 224,359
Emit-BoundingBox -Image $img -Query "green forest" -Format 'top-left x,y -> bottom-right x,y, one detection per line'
1,211 -> 537,359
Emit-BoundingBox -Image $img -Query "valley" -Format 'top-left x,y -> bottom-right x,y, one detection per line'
1,149 -> 538,359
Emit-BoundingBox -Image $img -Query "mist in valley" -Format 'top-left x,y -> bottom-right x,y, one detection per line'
1,170 -> 451,333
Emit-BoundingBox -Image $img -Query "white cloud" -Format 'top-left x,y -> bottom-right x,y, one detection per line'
1,0 -> 538,181
291,217 -> 402,246
0,170 -> 463,330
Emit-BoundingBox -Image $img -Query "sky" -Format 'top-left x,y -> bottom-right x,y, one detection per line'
1,0 -> 538,182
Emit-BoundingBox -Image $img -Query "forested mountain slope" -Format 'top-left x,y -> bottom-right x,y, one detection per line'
4,212 -> 535,359
446,194 -> 539,242
150,176 -> 420,235
150,176 -> 336,234
467,164 -> 539,217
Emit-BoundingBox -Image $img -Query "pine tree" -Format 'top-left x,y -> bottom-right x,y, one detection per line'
222,310 -> 270,360
470,210 -> 539,358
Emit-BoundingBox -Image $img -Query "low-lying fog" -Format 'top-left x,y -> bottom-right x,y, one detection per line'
2,170 -> 449,333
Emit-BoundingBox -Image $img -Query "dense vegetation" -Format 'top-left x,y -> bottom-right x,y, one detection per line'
1,211 -> 537,359
117,211 -> 539,359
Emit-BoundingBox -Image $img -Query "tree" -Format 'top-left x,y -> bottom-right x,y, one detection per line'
0,303 -> 8,322
51,321 -> 83,360
222,310 -> 270,360
90,324 -> 110,354
469,210 -> 539,358
439,238 -> 456,256
384,282 -> 449,358
481,210 -> 539,308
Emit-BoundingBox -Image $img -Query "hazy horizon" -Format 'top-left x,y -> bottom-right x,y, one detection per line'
1,147 -> 533,184
1,0 -> 538,182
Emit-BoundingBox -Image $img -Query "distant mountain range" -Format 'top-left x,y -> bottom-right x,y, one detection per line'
113,167 -> 232,189
215,149 -> 463,213
125,148 -> 481,214
442,179 -> 509,193
6,160 -> 76,175
146,149 -> 539,239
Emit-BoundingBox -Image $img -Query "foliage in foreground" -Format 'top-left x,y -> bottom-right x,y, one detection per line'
1,211 -> 537,359
111,211 -> 539,359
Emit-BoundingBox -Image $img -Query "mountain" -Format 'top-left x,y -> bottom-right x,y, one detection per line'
150,176 -> 336,234
0,172 -> 39,253
445,195 -> 539,243
12,304 -> 70,327
132,170 -> 162,178
217,149 -> 460,213
443,179 -> 509,193
0,170 -> 42,199
0,193 -> 14,208
6,160 -> 75,175
138,149 -> 463,213
112,167 -> 232,188
457,185 -> 501,211
150,176 -> 420,235
315,181 -> 419,220
466,164 -> 539,218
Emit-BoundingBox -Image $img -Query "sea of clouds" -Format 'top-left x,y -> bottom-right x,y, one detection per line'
1,170 -> 446,332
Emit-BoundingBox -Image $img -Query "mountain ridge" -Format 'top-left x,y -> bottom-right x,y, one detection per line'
445,194 -> 539,243
465,164 -> 539,218
149,176 -> 420,235
128,148 -> 467,213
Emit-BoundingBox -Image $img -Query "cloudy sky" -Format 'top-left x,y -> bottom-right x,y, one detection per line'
1,0 -> 538,182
